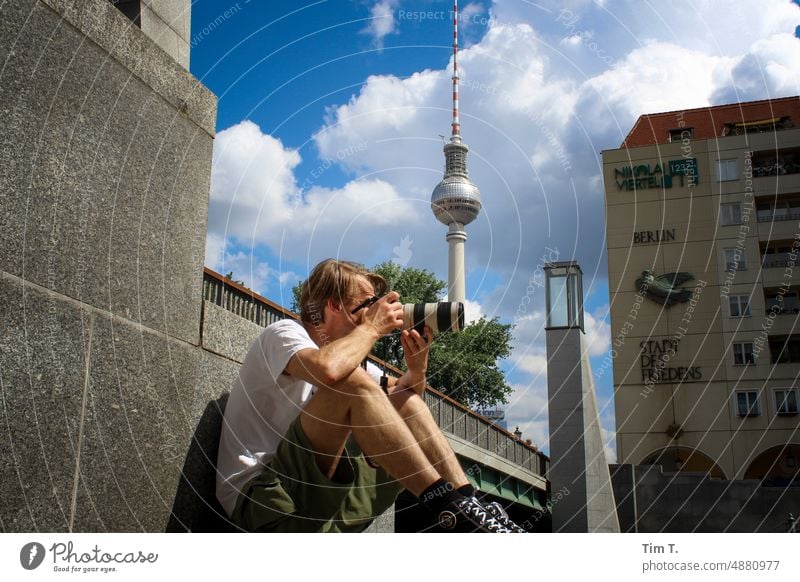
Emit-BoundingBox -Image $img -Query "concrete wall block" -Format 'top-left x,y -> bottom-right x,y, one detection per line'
70,315 -> 230,531
441,401 -> 454,432
363,506 -> 395,533
38,0 -> 215,134
477,422 -> 489,450
465,415 -> 478,443
616,463 -> 800,532
0,0 -> 214,345
142,0 -> 191,41
452,410 -> 466,439
0,274 -> 90,531
201,301 -> 265,363
140,4 -> 183,67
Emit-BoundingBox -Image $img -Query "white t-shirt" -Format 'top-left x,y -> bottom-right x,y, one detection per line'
215,319 -> 382,517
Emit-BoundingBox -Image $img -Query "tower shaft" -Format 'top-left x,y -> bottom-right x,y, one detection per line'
431,0 -> 482,303
447,223 -> 467,302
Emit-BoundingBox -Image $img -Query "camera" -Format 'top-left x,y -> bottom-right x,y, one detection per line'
401,302 -> 465,334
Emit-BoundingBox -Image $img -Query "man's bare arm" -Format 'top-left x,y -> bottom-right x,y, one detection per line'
285,293 -> 403,386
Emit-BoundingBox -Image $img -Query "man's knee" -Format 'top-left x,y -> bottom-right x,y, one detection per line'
332,367 -> 385,399
390,389 -> 432,420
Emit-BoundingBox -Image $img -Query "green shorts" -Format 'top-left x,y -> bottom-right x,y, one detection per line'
230,416 -> 404,532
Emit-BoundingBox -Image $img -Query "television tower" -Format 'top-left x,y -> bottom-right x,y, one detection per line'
431,0 -> 482,303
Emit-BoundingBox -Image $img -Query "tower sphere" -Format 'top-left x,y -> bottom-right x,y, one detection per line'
431,175 -> 482,226
431,140 -> 482,226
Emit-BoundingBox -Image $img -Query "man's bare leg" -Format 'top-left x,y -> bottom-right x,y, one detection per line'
387,388 -> 470,489
300,368 -> 441,497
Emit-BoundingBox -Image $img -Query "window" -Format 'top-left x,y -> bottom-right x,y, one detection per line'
762,245 -> 796,269
733,342 -> 755,365
720,202 -> 742,226
729,295 -> 751,317
736,391 -> 761,416
725,248 -> 746,271
774,388 -> 799,415
765,289 -> 800,314
752,147 -> 800,177
716,158 -> 738,181
669,128 -> 693,142
769,337 -> 800,364
109,0 -> 141,27
756,198 -> 800,222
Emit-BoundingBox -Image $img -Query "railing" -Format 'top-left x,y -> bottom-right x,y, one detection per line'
424,390 -> 548,476
762,258 -> 796,269
203,268 -> 295,327
753,162 -> 800,178
757,211 -> 800,222
202,267 -> 550,479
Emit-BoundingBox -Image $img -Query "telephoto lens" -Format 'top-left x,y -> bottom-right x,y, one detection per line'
401,302 -> 465,334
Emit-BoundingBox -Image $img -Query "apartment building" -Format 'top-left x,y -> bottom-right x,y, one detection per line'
603,96 -> 800,482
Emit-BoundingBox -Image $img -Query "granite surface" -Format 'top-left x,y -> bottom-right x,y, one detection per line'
0,0 -> 216,345
201,301 -> 265,364
0,274 -> 90,532
71,314 -> 237,531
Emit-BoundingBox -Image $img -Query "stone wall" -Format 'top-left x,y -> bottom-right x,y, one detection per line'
611,464 -> 800,532
0,0 -> 222,532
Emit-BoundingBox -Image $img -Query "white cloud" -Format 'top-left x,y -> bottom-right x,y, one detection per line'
712,34 -> 800,103
208,120 -> 419,265
463,298 -> 486,324
583,309 -> 611,357
507,310 -> 549,376
204,232 -> 300,296
577,41 -> 734,132
362,0 -> 398,49
208,120 -> 301,243
504,381 -> 550,452
601,424 -> 617,464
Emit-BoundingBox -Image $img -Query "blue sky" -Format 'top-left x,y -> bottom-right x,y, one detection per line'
190,0 -> 800,459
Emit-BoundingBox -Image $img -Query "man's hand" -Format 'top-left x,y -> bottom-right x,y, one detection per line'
398,326 -> 432,395
363,291 -> 403,337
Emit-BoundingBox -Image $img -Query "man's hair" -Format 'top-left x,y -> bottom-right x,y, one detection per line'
299,259 -> 387,324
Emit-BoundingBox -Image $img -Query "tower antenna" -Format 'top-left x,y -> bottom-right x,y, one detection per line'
452,0 -> 460,138
430,0 -> 482,303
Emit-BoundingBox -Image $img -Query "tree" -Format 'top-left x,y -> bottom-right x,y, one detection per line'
376,263 -> 513,408
427,316 -> 514,409
225,271 -> 245,286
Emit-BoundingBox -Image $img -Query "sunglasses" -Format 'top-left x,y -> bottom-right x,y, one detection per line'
350,295 -> 380,314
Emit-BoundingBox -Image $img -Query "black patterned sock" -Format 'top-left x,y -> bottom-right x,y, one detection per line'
457,483 -> 476,498
418,479 -> 463,514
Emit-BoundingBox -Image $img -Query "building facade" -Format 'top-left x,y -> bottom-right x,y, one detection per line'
603,96 -> 800,482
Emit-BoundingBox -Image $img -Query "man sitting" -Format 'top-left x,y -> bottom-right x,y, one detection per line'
216,259 -> 522,532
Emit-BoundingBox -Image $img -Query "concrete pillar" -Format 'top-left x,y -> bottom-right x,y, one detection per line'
0,0 -> 222,532
447,222 -> 466,303
546,328 -> 620,532
544,262 -> 619,532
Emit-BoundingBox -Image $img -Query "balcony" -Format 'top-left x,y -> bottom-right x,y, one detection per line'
757,210 -> 800,223
752,147 -> 800,178
760,242 -> 800,270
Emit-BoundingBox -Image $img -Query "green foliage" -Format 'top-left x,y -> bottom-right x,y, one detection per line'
373,261 -> 446,304
427,317 -> 514,409
290,282 -> 302,314
374,262 -> 513,409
